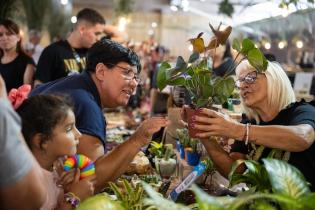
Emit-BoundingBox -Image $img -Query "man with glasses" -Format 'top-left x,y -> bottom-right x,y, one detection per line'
30,39 -> 168,184
34,8 -> 124,86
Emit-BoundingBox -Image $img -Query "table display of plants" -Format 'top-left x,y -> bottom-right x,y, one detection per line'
77,23 -> 314,210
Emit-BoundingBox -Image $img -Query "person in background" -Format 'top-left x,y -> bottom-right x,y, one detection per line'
30,38 -> 169,163
0,75 -> 46,210
34,8 -> 105,85
25,29 -> 44,64
212,41 -> 235,77
192,60 -> 315,190
0,19 -> 35,92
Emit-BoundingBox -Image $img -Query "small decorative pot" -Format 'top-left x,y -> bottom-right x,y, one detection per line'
187,151 -> 201,166
176,140 -> 181,152
179,144 -> 185,159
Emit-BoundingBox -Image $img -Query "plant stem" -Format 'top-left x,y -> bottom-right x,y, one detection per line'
223,52 -> 241,78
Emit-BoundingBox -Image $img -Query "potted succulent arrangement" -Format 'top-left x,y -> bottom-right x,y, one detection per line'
185,138 -> 201,166
148,141 -> 177,179
176,128 -> 190,159
157,23 -> 268,138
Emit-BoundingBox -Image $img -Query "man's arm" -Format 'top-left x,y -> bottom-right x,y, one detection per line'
77,134 -> 105,162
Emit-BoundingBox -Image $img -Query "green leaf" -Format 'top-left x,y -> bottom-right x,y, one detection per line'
221,77 -> 235,97
142,182 -> 190,210
241,38 -> 255,56
168,77 -> 186,86
157,62 -> 171,91
297,193 -> 315,210
109,182 -> 123,201
263,159 -> 310,198
188,52 -> 200,63
232,39 -> 241,52
175,56 -> 187,70
191,185 -> 227,210
247,48 -> 268,72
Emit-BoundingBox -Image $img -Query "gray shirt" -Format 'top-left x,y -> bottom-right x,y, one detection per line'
0,99 -> 33,186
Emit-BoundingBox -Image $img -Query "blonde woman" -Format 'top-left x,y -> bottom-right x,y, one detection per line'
193,60 -> 315,190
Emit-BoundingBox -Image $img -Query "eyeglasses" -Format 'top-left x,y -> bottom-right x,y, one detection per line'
235,71 -> 258,89
105,63 -> 141,84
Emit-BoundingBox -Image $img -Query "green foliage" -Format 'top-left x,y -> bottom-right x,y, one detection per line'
176,129 -> 190,147
228,159 -> 271,192
142,182 -> 190,210
76,193 -> 124,210
20,0 -> 51,31
219,0 -> 234,17
0,0 -> 18,19
157,26 -> 267,108
232,38 -> 268,73
109,179 -> 144,210
115,0 -> 134,16
148,141 -> 174,160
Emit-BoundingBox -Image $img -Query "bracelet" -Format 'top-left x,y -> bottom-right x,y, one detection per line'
245,123 -> 251,145
64,192 -> 80,208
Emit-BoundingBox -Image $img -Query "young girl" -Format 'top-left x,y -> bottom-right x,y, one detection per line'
17,95 -> 95,210
16,94 -> 169,209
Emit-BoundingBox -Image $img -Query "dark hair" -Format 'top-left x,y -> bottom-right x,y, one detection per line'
86,38 -> 141,73
0,19 -> 26,58
16,95 -> 73,149
76,8 -> 105,26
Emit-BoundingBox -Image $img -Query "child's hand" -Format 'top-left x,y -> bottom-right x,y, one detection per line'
68,169 -> 96,201
56,169 -> 76,192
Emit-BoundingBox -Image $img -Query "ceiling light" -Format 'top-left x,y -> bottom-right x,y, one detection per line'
60,0 -> 68,5
264,42 -> 271,50
296,40 -> 303,48
278,41 -> 285,49
151,22 -> 157,28
71,16 -> 77,23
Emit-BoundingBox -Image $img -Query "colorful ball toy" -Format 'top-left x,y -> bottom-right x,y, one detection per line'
64,154 -> 95,179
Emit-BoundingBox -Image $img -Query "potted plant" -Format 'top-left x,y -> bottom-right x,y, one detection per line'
186,138 -> 201,166
148,141 -> 177,179
157,23 -> 268,138
176,128 -> 190,159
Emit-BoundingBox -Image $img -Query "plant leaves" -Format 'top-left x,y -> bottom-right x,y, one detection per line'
188,52 -> 200,63
297,193 -> 315,210
168,77 -> 186,86
188,35 -> 205,53
247,48 -> 268,72
157,62 -> 171,91
191,185 -> 227,210
240,38 -> 255,56
263,158 -> 310,198
232,39 -> 241,52
175,56 -> 187,70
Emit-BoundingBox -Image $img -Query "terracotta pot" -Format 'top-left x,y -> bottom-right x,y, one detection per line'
184,107 -> 204,138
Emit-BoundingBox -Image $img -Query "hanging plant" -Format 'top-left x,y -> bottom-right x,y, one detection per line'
114,0 -> 134,17
218,0 -> 234,17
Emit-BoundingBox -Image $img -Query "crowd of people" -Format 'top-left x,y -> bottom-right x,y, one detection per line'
0,6 -> 314,210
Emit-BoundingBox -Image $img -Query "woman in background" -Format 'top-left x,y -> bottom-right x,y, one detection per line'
0,19 -> 35,92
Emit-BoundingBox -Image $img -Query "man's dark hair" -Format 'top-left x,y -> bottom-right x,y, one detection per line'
86,38 -> 141,73
76,8 -> 105,25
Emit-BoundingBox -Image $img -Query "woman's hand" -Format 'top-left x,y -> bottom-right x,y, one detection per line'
132,117 -> 169,147
193,108 -> 243,139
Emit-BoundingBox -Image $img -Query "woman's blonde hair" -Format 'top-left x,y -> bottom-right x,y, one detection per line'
237,60 -> 296,123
